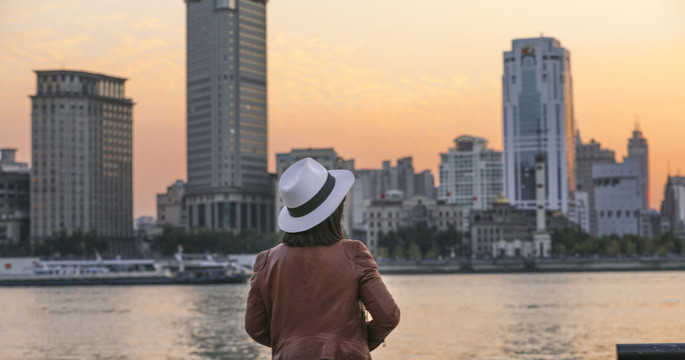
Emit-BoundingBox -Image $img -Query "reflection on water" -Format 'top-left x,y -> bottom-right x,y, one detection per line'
0,272 -> 684,359
374,272 -> 685,360
0,285 -> 269,360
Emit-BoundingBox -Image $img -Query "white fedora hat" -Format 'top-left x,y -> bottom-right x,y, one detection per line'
278,157 -> 355,233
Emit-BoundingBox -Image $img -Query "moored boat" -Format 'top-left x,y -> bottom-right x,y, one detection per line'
0,251 -> 250,287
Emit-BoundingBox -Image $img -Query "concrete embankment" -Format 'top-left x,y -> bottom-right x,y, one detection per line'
377,256 -> 685,275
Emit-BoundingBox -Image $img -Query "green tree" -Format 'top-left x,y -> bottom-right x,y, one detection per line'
378,230 -> 399,258
605,240 -> 621,256
551,227 -> 591,256
624,240 -> 637,256
410,225 -> 436,259
35,229 -> 109,257
406,241 -> 421,260
376,246 -> 390,259
392,243 -> 405,259
434,223 -> 462,257
150,227 -> 279,255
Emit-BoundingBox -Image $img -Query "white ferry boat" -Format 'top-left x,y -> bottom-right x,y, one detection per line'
0,251 -> 250,286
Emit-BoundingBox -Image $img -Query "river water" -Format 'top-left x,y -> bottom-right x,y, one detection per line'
1,271 -> 684,359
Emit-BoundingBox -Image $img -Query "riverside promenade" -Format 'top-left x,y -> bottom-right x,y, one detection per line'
377,256 -> 685,275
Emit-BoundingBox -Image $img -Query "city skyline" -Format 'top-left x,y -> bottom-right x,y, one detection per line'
1,0 -> 684,217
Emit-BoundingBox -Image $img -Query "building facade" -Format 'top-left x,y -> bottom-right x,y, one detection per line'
438,135 -> 502,212
365,194 -> 467,256
470,195 -> 570,257
414,170 -> 436,198
157,179 -> 187,229
593,159 -> 642,237
30,70 -> 133,240
661,175 -> 685,231
575,133 -> 616,235
185,0 -> 273,233
135,216 -> 156,231
0,149 -> 30,244
573,190 -> 590,234
470,196 -> 530,256
502,37 -> 576,214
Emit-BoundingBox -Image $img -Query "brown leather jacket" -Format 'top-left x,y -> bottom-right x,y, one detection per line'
245,239 -> 400,359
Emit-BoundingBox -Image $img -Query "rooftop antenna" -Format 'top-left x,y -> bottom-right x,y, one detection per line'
634,114 -> 640,132
667,159 -> 671,177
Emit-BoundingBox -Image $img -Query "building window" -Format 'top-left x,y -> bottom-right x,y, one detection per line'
215,0 -> 236,9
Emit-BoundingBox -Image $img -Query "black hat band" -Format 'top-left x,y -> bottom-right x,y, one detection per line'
287,173 -> 336,218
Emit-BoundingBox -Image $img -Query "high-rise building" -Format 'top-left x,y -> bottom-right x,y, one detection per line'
414,170 -> 436,198
356,157 -> 426,201
502,37 -> 576,214
185,0 -> 273,233
627,125 -> 649,210
438,135 -> 503,212
0,149 -> 30,244
575,132 -> 616,235
661,175 -> 685,230
30,70 -> 134,241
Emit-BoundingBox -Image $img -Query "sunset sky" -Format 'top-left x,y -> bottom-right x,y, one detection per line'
1,0 -> 684,218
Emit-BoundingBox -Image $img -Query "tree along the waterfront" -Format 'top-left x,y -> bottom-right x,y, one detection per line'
377,224 -> 464,259
551,227 -> 685,257
150,226 -> 280,255
0,238 -> 32,257
30,229 -> 109,257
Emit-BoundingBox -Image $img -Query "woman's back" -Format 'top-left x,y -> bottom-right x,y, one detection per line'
246,239 -> 399,359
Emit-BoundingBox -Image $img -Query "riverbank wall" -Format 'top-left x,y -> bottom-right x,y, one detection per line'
377,256 -> 685,275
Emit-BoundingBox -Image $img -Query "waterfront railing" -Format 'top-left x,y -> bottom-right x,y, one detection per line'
617,343 -> 685,359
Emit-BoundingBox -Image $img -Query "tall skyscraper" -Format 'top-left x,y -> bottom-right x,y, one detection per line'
627,125 -> 649,210
661,175 -> 685,230
30,70 -> 133,240
576,132 -> 616,236
438,135 -> 503,211
185,0 -> 273,233
502,37 -> 576,214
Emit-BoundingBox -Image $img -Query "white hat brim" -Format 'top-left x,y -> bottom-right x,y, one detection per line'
278,169 -> 355,233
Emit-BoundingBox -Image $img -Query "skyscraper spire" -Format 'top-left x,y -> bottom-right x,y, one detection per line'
627,125 -> 649,210
634,114 -> 641,134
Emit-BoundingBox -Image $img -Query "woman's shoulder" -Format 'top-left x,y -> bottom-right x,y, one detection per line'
340,239 -> 374,266
253,244 -> 286,272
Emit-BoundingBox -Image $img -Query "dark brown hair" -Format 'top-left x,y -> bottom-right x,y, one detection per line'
281,198 -> 345,247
